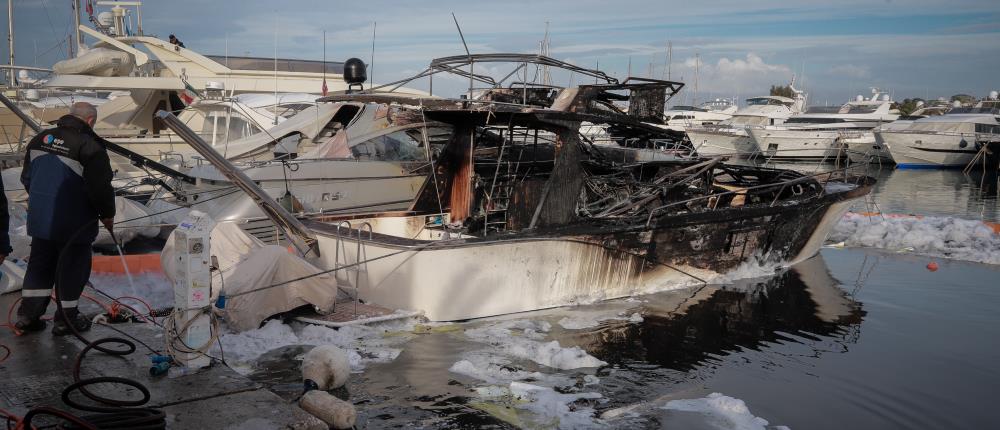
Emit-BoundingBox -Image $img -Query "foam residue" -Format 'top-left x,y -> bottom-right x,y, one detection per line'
449,350 -> 582,387
510,382 -> 604,429
215,319 -> 409,374
830,213 -> 1000,265
557,312 -> 643,330
663,393 -> 782,430
464,319 -> 606,370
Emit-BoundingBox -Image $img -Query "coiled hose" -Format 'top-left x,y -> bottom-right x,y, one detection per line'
20,220 -> 165,430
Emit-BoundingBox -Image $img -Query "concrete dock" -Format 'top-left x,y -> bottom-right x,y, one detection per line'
0,295 -> 326,429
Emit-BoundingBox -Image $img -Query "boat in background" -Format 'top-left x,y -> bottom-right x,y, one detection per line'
661,98 -> 737,132
844,101 -> 952,165
877,93 -> 1000,168
686,82 -> 806,157
749,88 -> 898,163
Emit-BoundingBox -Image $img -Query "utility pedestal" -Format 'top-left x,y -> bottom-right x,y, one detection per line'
170,210 -> 216,370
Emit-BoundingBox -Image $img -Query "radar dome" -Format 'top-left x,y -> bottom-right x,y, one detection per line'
855,95 -> 864,102
953,100 -> 962,108
990,90 -> 999,100
343,58 -> 367,86
882,94 -> 890,102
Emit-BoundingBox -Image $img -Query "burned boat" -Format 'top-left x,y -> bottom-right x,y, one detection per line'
159,54 -> 875,322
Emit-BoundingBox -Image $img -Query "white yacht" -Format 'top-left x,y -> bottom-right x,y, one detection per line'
686,85 -> 806,157
844,102 -> 951,165
749,89 -> 898,162
877,94 -> 1000,168
661,98 -> 737,132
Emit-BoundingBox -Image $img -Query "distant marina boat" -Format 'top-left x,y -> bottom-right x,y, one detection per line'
686,82 -> 806,157
660,98 -> 737,133
877,94 -> 1000,168
749,88 -> 899,163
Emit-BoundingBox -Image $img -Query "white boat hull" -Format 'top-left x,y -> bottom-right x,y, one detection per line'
686,128 -> 758,157
749,128 -> 845,162
878,131 -> 979,168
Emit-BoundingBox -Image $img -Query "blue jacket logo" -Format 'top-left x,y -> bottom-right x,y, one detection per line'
43,134 -> 54,144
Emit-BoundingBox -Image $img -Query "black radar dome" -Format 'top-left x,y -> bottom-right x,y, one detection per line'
343,58 -> 367,85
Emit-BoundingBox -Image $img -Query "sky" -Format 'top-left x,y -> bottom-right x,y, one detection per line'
8,0 -> 1000,106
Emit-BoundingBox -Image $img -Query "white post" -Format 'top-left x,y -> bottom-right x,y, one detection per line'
170,210 -> 215,370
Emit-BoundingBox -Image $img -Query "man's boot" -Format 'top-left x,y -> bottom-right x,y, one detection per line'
13,315 -> 46,333
52,308 -> 91,336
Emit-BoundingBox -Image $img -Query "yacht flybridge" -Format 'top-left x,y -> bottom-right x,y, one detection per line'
749,89 -> 899,162
156,54 -> 874,323
686,83 -> 806,157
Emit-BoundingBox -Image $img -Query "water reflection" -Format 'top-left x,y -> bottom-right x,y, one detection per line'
573,255 -> 864,373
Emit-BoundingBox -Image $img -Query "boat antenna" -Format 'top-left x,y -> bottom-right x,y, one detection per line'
322,29 -> 327,96
370,21 -> 377,86
451,13 -> 472,99
273,14 -> 278,125
7,0 -> 14,87
664,40 -> 672,80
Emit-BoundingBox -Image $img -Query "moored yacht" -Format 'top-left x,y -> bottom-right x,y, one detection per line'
844,102 -> 952,165
749,89 -> 898,162
877,94 -> 1000,168
686,84 -> 805,157
661,98 -> 737,132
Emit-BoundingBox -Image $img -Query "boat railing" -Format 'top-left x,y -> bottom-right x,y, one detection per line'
642,165 -> 863,227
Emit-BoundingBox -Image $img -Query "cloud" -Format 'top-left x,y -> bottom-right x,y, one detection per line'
828,64 -> 871,79
669,53 -> 792,99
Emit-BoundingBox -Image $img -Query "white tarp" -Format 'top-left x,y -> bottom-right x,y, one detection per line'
161,221 -> 340,331
95,197 -> 160,245
53,47 -> 135,77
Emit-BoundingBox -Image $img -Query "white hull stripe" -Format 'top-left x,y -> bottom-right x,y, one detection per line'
21,288 -> 51,297
60,300 -> 78,308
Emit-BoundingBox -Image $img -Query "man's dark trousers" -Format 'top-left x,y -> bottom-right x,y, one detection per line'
16,237 -> 93,319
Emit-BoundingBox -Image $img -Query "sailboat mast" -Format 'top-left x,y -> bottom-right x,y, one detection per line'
72,0 -> 83,55
7,0 -> 14,86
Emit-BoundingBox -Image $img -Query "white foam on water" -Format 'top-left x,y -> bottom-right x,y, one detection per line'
464,319 -> 606,370
830,213 -> 1000,265
509,382 -> 604,429
215,319 -> 408,375
449,350 -> 582,387
557,312 -> 643,330
662,392 -> 785,430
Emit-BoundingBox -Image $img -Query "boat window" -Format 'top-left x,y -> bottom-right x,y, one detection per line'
840,105 -> 878,114
746,97 -> 786,106
263,103 -> 315,118
202,111 -> 263,146
804,106 -> 842,114
722,116 -> 768,126
785,117 -> 850,124
975,123 -> 1000,134
351,129 -> 426,161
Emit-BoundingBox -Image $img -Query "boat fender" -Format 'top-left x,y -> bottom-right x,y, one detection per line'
300,390 -> 357,429
301,344 -> 351,391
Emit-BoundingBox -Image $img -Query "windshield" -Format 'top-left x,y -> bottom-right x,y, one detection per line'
201,111 -> 263,146
746,98 -> 787,106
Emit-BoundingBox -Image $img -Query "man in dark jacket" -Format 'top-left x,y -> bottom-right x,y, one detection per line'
14,102 -> 116,335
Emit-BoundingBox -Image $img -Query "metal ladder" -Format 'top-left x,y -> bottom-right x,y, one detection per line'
332,221 -> 373,315
484,131 -> 524,233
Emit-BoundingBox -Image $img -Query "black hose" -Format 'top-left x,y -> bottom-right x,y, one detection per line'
21,221 -> 166,429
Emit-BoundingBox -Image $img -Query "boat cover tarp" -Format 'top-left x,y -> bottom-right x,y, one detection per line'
161,222 -> 340,331
53,48 -> 135,77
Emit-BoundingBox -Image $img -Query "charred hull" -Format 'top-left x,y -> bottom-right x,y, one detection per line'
304,178 -> 871,321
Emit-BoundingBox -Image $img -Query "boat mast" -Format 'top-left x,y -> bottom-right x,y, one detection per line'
72,0 -> 83,55
7,0 -> 14,86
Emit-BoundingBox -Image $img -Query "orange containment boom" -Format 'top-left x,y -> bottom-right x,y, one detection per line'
91,253 -> 163,274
